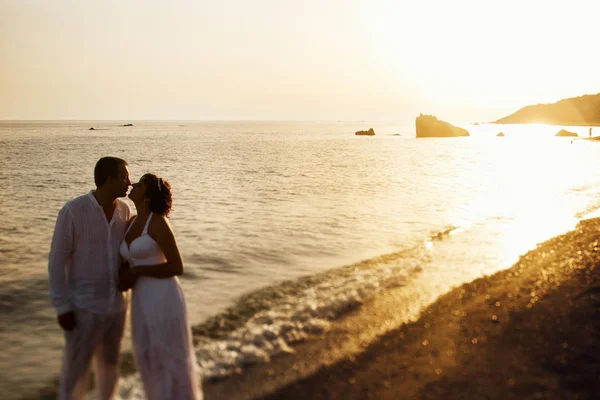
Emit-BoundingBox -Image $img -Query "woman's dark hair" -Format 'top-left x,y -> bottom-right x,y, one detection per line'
94,157 -> 128,187
141,173 -> 172,217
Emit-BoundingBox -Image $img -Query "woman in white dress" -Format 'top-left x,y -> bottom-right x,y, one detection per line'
119,173 -> 201,399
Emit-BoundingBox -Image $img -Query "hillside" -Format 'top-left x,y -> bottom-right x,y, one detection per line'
495,93 -> 600,126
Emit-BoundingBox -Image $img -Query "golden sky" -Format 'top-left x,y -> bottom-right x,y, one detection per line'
1,0 -> 598,123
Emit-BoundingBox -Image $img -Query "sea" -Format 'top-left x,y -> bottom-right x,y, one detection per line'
1,121 -> 600,399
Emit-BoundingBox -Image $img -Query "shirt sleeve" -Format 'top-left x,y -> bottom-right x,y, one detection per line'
48,205 -> 75,315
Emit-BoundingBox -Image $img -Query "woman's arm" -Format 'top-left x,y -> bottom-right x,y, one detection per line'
128,215 -> 184,282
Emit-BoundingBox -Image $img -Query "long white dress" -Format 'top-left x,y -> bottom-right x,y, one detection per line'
119,213 -> 201,400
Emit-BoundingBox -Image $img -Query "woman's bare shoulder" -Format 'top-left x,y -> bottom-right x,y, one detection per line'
149,213 -> 173,234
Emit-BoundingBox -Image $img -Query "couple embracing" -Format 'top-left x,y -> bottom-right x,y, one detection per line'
48,156 -> 201,399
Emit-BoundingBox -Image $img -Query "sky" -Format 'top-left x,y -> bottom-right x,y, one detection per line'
1,0 -> 599,123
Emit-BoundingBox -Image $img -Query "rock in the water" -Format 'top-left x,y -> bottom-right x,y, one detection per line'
123,123 -> 134,126
555,129 -> 578,137
89,127 -> 95,130
355,128 -> 375,136
415,114 -> 469,137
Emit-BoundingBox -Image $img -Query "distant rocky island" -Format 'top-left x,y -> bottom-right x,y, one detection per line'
495,93 -> 600,126
555,129 -> 578,137
415,114 -> 470,137
355,128 -> 375,136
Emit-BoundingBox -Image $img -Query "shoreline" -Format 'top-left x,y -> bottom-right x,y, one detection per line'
204,218 -> 600,400
27,218 -> 600,400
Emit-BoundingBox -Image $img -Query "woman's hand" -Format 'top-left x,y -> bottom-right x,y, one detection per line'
127,267 -> 141,288
118,261 -> 133,291
57,311 -> 76,331
119,265 -> 141,290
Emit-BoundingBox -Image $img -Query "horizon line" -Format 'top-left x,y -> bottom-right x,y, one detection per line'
0,118 -> 489,125
0,118 -> 411,123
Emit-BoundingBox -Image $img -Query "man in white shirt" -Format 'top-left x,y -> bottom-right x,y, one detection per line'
48,156 -> 132,399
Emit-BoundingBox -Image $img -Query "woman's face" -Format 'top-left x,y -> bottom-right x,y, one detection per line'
128,178 -> 148,203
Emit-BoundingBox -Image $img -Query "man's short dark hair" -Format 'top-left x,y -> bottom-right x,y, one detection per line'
94,157 -> 127,187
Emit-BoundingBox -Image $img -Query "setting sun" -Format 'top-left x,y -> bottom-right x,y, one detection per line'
2,0 -> 599,122
361,0 -> 599,121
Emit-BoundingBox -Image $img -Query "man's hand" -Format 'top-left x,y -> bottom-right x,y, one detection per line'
57,311 -> 75,331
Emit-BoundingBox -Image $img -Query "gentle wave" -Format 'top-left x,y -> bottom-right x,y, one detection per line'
190,223 -> 477,380
111,251 -> 424,397
105,243 -> 449,399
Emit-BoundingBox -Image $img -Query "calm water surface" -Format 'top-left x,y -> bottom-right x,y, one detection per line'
1,121 -> 599,398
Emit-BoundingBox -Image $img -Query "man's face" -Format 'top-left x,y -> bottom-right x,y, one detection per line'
111,164 -> 132,198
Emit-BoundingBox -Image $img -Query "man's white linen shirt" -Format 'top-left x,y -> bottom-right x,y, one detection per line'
48,192 -> 131,315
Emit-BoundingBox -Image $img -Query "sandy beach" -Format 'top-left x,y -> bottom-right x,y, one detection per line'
204,218 -> 600,400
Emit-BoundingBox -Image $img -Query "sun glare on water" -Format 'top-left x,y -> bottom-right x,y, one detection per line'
420,120 -> 594,273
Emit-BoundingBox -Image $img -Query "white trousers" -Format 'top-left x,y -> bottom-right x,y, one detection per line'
59,308 -> 127,400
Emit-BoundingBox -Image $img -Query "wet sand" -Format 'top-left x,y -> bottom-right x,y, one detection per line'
205,218 -> 600,400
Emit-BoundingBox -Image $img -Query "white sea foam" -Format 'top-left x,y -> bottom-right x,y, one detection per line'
195,257 -> 421,380
109,255 -> 421,398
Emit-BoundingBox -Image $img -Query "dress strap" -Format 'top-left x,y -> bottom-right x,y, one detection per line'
142,213 -> 153,235
125,216 -> 137,235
